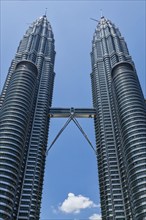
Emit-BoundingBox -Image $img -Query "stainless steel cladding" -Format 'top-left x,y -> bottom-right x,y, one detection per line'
0,61 -> 38,219
0,16 -> 55,220
91,17 -> 146,219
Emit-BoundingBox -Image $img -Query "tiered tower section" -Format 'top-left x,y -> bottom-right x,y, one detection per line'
91,16 -> 146,219
112,62 -> 146,219
0,16 -> 55,219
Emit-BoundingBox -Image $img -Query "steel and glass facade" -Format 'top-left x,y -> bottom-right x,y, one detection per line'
91,16 -> 146,219
0,16 -> 55,219
0,15 -> 146,220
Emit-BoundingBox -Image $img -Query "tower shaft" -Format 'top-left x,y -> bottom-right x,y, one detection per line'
0,16 -> 55,219
91,17 -> 146,219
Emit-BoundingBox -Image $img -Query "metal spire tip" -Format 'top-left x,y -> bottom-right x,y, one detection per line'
45,8 -> 47,16
100,9 -> 103,18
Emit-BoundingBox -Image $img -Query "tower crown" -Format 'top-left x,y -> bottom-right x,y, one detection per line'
91,16 -> 131,67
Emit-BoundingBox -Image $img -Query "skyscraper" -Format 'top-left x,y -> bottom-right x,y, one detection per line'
91,16 -> 146,219
0,16 -> 55,219
0,15 -> 146,220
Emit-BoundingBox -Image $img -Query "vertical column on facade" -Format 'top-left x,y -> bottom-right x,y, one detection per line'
0,61 -> 38,220
16,19 -> 56,218
91,67 -> 127,219
111,61 -> 146,220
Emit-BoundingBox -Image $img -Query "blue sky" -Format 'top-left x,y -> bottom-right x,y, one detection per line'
0,1 -> 146,220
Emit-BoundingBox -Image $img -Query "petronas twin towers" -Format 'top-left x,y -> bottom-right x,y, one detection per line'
0,15 -> 146,220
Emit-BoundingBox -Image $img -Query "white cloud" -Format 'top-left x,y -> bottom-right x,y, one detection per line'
89,213 -> 102,220
59,192 -> 97,214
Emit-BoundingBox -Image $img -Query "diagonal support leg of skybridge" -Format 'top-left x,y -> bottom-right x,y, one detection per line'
46,107 -> 96,155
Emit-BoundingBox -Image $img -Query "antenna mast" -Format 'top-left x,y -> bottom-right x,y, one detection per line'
45,8 -> 47,16
90,18 -> 98,22
100,9 -> 103,17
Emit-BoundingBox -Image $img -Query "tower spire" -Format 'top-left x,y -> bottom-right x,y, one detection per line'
45,7 -> 47,16
100,9 -> 103,18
